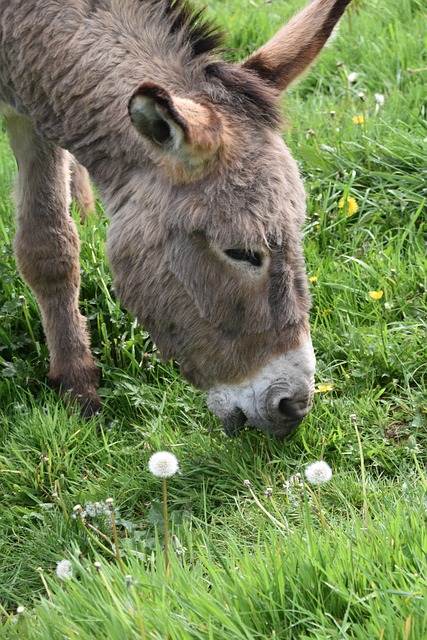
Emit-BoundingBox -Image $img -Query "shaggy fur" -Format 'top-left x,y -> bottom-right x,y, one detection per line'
0,0 -> 351,413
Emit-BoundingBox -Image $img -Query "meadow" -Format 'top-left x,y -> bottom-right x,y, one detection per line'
0,0 -> 426,637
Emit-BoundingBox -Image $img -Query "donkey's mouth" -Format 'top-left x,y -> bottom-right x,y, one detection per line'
218,408 -> 303,439
220,407 -> 247,437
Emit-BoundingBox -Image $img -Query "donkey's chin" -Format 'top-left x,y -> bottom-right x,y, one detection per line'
265,417 -> 305,440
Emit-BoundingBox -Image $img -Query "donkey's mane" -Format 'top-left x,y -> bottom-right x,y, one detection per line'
140,0 -> 281,128
159,0 -> 225,58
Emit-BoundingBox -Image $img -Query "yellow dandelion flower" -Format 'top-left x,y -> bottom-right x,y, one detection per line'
352,115 -> 365,125
338,196 -> 359,216
368,290 -> 384,300
309,276 -> 318,283
315,383 -> 334,393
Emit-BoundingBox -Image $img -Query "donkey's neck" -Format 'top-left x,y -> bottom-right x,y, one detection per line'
0,0 -> 206,192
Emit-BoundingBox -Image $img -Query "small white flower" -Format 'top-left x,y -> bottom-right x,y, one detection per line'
305,461 -> 333,485
347,72 -> 358,83
375,93 -> 385,106
16,606 -> 25,615
148,451 -> 179,478
56,559 -> 73,581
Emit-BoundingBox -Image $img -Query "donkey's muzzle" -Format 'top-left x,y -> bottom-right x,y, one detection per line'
207,387 -> 314,439
206,340 -> 316,439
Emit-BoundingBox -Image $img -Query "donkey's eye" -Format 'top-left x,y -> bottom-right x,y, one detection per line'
224,248 -> 263,268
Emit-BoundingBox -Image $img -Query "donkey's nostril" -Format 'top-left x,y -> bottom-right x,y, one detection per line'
278,398 -> 301,420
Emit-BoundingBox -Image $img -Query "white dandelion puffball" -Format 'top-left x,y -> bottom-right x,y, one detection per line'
148,451 -> 179,478
304,461 -> 333,485
56,559 -> 73,581
347,72 -> 358,83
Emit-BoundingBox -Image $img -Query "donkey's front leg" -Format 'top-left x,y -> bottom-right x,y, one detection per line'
5,114 -> 101,414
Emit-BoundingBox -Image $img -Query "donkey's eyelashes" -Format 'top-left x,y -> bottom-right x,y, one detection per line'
224,248 -> 263,268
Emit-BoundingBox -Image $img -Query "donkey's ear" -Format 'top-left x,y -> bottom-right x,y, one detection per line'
129,82 -> 223,167
243,0 -> 352,92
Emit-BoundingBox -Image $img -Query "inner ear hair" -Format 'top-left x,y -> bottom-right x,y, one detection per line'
129,83 -> 188,148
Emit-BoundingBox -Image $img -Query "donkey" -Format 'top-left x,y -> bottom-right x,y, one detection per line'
0,0 -> 351,438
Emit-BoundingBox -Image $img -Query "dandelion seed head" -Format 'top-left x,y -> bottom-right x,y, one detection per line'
148,451 -> 179,478
305,461 -> 333,485
347,72 -> 358,83
16,606 -> 25,615
72,504 -> 86,519
84,501 -> 109,518
56,559 -> 73,581
105,497 -> 115,511
283,473 -> 303,507
375,93 -> 385,106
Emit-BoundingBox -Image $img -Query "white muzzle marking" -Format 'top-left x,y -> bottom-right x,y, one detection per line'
206,338 -> 316,437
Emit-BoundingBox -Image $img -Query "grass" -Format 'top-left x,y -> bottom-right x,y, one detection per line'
0,0 -> 426,637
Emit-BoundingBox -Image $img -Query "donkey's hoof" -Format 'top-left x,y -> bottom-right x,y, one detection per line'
61,391 -> 102,419
49,379 -> 102,418
78,396 -> 102,419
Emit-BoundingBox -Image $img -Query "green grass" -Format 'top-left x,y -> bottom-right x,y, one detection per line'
1,0 -> 426,637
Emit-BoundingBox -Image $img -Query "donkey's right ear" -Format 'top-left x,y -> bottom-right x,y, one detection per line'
243,0 -> 352,92
129,82 -> 224,172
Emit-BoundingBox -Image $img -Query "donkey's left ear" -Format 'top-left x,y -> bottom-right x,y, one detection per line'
243,0 -> 352,92
129,82 -> 223,168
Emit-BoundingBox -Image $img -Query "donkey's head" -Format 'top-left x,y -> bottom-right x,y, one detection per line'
107,0 -> 351,438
